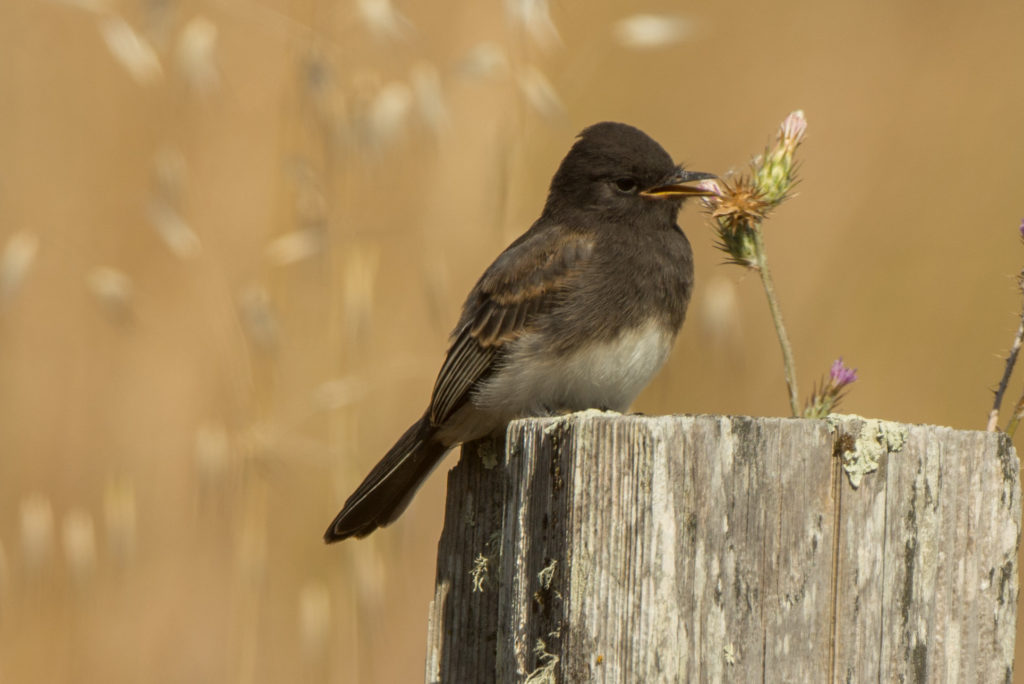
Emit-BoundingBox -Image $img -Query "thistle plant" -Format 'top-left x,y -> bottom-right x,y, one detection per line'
986,219 -> 1024,435
804,358 -> 858,419
702,111 -> 857,417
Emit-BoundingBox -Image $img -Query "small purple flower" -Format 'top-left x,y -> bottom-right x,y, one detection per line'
1019,218 -> 1024,241
804,357 -> 859,418
694,179 -> 722,197
829,357 -> 858,388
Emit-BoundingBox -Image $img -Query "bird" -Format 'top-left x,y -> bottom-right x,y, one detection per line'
324,122 -> 715,542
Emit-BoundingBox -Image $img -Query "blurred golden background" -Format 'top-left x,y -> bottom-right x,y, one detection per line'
2,0 -> 1024,681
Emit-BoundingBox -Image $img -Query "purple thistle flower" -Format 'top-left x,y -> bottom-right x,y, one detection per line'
804,357 -> 859,418
1018,218 -> 1024,241
829,357 -> 858,388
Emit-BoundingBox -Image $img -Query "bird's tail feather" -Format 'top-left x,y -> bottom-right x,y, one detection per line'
323,416 -> 449,542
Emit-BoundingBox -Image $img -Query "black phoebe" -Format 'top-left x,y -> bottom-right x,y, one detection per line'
324,122 -> 715,542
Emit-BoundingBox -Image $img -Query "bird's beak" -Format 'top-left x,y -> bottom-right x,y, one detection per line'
640,168 -> 718,198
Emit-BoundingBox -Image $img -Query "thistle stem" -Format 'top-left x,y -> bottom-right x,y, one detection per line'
752,228 -> 799,417
1005,393 -> 1024,437
989,285 -> 1024,431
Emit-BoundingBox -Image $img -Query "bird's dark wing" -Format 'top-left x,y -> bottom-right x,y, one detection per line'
428,229 -> 594,425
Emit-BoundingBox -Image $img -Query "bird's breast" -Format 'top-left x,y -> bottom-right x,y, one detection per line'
473,318 -> 675,418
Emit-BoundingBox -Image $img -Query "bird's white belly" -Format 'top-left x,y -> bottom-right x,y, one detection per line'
475,319 -> 675,417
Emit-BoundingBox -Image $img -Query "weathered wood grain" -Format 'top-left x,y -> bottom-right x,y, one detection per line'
425,438 -> 508,684
425,413 -> 1020,683
831,416 -> 889,683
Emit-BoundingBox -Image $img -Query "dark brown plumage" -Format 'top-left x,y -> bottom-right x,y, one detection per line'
324,122 -> 715,542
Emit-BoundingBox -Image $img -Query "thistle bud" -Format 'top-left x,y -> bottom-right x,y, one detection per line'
754,110 -> 806,206
702,175 -> 766,268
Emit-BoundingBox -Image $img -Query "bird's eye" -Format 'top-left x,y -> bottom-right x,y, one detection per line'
613,177 -> 639,194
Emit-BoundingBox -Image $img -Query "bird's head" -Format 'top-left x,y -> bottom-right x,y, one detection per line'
545,122 -> 716,224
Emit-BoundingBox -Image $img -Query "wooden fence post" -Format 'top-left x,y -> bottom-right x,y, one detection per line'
425,412 -> 1020,683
